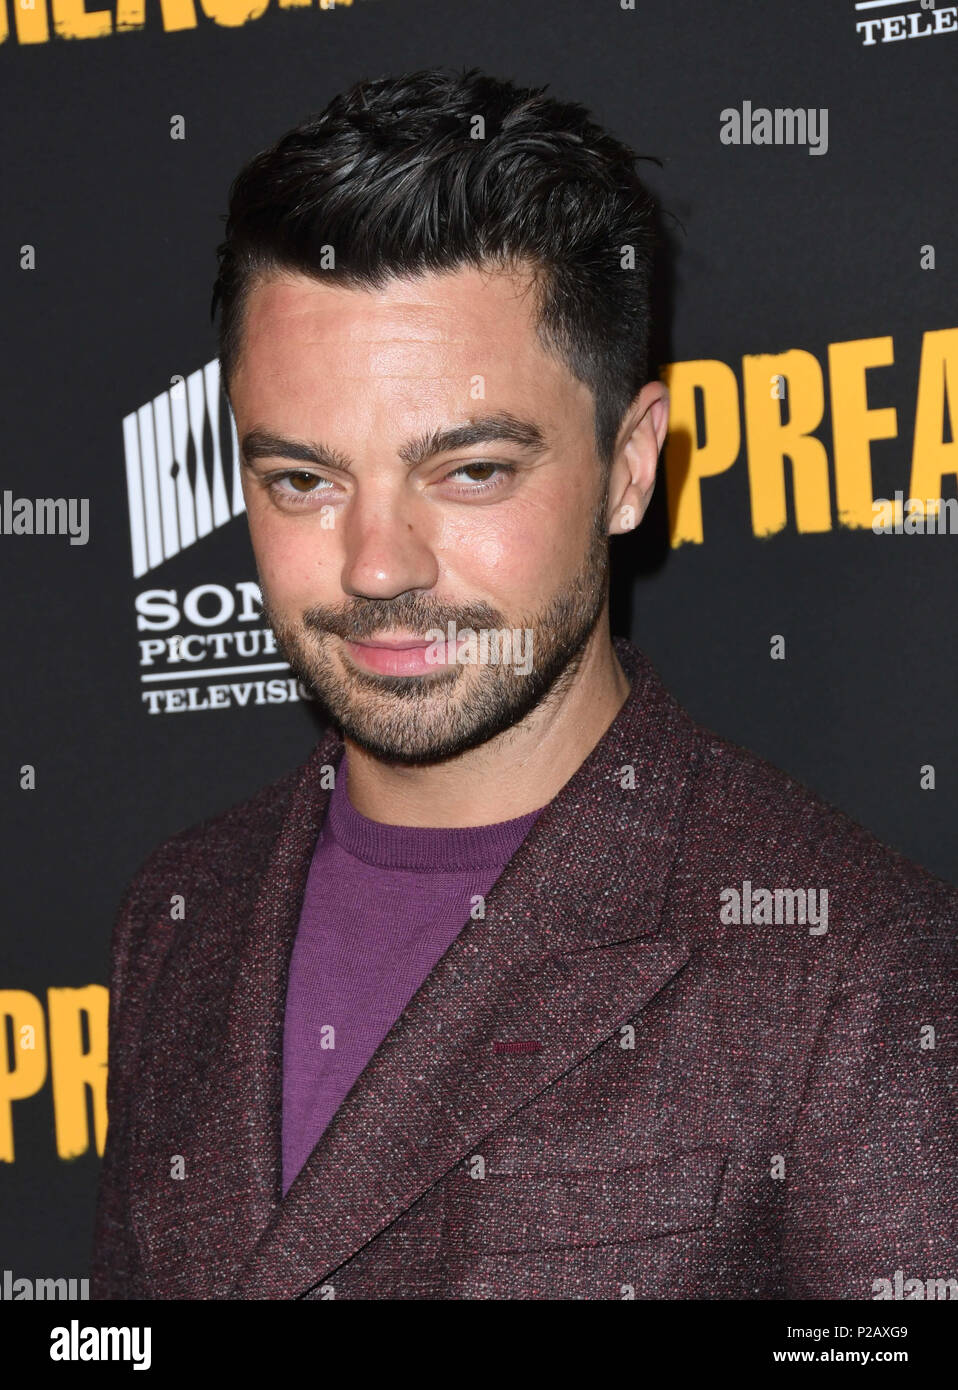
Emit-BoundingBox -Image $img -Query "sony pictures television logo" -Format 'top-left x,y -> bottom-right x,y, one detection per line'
853,0 -> 958,46
123,360 -> 241,580
123,359 -> 313,716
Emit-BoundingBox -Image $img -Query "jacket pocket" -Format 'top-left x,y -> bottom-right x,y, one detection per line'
443,1145 -> 727,1254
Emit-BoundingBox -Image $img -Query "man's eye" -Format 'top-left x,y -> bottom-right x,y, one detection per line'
262,462 -> 515,506
444,462 -> 516,493
267,472 -> 332,503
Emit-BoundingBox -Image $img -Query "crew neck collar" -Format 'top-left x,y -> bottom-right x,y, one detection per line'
325,756 -> 546,872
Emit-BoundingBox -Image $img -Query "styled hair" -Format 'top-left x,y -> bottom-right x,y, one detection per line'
210,67 -> 659,466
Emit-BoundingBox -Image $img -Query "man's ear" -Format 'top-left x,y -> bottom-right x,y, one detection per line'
607,380 -> 670,534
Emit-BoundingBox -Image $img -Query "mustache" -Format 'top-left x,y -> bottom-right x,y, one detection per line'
272,595 -> 509,643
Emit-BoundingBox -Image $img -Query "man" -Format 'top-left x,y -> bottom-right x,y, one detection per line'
91,67 -> 956,1300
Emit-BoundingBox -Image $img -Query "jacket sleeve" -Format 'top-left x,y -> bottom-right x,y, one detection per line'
781,889 -> 958,1299
90,865 -> 156,1299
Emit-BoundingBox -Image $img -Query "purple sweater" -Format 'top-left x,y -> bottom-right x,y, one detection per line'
281,757 -> 544,1194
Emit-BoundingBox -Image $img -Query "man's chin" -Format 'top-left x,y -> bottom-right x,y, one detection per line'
291,665 -> 493,763
332,726 -> 489,767
333,699 -> 510,765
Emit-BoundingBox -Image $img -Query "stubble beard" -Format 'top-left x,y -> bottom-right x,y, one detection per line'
260,504 -> 611,767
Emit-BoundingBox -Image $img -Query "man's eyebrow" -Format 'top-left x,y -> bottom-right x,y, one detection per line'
240,412 -> 548,474
398,413 -> 548,465
240,430 -> 351,473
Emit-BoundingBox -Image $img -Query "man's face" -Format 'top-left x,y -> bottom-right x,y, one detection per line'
230,264 -> 613,764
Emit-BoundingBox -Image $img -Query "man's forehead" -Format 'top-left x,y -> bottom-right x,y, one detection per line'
242,265 -> 541,348
230,264 -> 596,456
231,268 -> 587,420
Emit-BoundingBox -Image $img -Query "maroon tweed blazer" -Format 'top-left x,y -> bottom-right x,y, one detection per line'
91,638 -> 957,1300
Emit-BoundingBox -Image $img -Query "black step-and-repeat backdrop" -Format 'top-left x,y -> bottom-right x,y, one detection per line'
2,0 -> 955,1289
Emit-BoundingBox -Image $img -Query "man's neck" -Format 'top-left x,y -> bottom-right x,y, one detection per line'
342,628 -> 631,828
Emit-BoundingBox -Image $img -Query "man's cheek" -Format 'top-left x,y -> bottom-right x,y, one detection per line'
441,513 -> 529,576
464,535 -> 508,571
259,528 -> 337,590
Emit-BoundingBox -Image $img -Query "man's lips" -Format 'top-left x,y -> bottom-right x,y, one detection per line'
341,633 -> 460,677
347,635 -> 434,650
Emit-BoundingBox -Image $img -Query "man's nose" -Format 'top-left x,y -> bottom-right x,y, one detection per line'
338,486 -> 439,602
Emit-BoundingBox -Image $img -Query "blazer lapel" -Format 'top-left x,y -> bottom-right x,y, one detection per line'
228,637 -> 701,1298
128,723 -> 343,1299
